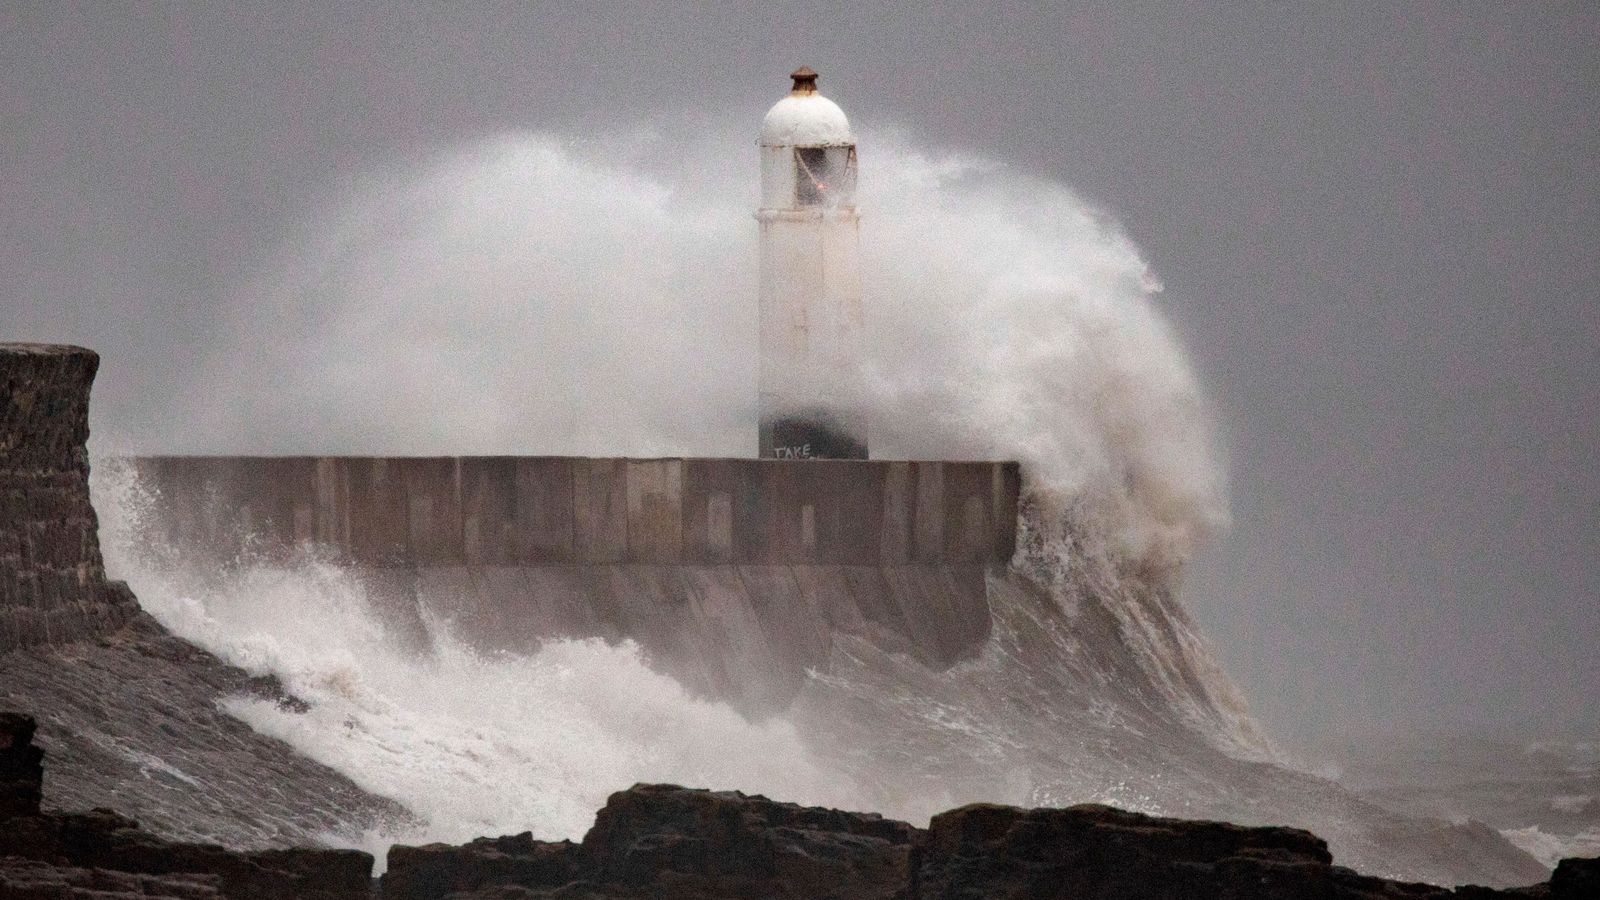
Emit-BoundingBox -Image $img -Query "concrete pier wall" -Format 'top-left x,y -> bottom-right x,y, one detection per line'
128,457 -> 1020,567
125,456 -> 1023,713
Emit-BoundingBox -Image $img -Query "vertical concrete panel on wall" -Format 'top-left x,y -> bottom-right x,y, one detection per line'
879,462 -> 913,564
993,462 -> 1021,561
758,462 -> 801,562
707,493 -> 733,559
250,457 -> 317,555
823,462 -> 883,565
160,458 -> 210,553
140,458 -> 196,556
624,460 -> 683,563
757,461 -> 882,564
515,458 -> 573,562
460,457 -> 517,564
181,458 -> 235,554
398,458 -> 461,565
313,457 -> 349,552
186,457 -> 237,558
683,460 -> 755,563
573,458 -> 627,562
942,462 -> 993,563
913,462 -> 944,563
348,458 -> 409,565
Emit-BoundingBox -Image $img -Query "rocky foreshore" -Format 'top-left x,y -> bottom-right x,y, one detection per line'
3,712 -> 1595,900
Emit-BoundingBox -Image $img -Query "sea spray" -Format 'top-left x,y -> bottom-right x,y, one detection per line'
158,129 -> 1226,575
94,464 -> 855,861
90,127 -> 1288,858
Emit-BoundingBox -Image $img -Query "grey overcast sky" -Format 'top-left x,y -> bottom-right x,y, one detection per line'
3,2 -> 1596,750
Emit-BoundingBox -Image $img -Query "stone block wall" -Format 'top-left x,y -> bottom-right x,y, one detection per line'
0,344 -> 136,651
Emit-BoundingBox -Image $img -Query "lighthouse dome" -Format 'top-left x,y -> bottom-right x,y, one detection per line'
761,94 -> 852,147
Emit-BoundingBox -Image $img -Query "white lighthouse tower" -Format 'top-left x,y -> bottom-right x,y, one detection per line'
758,67 -> 867,460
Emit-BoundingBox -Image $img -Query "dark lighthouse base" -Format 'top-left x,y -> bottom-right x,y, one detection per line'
759,409 -> 868,459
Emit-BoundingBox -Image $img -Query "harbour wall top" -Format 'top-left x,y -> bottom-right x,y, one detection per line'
129,457 -> 1021,568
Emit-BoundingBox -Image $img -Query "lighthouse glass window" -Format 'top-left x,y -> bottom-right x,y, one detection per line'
794,147 -> 856,207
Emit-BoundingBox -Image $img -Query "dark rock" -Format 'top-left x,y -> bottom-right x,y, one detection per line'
910,801 -> 1551,899
383,784 -> 1600,900
1550,855 -> 1598,898
8,708 -> 1600,899
385,784 -> 917,900
384,833 -> 581,900
0,803 -> 373,899
0,716 -> 375,899
582,783 -> 916,899
0,711 -> 43,819
0,854 -> 223,899
378,785 -> 1600,900
1,611 -> 413,847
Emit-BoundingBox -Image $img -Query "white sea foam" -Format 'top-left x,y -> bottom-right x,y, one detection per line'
90,492 -> 853,860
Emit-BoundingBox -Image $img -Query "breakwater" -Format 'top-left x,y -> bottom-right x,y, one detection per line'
128,457 -> 1019,567
124,456 -> 1021,713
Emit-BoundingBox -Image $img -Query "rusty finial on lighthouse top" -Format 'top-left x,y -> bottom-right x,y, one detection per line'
790,66 -> 819,95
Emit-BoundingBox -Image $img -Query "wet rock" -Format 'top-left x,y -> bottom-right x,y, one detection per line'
0,855 -> 222,899
383,833 -> 581,899
0,612 -> 413,847
385,784 -> 917,900
582,783 -> 916,898
1,711 -> 43,818
0,804 -> 372,899
0,712 -> 373,898
1550,855 -> 1599,898
8,709 -> 1600,899
391,786 -> 1600,900
911,801 -> 1549,899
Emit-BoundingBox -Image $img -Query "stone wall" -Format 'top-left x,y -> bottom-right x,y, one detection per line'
0,344 -> 136,651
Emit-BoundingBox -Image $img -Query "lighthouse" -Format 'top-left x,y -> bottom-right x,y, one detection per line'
757,67 -> 867,460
